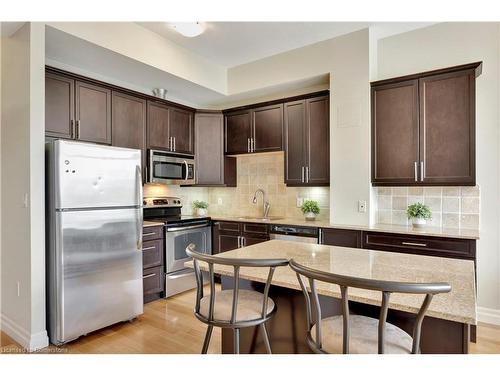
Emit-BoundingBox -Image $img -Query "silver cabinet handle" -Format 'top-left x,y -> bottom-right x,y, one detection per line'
318,229 -> 323,244
414,162 -> 418,182
76,120 -> 81,139
420,161 -> 424,182
301,166 -> 305,183
251,138 -> 255,152
402,242 -> 427,247
247,138 -> 250,153
143,273 -> 157,279
142,246 -> 156,251
169,137 -> 173,151
70,119 -> 75,139
173,137 -> 176,152
305,166 -> 310,183
143,232 -> 157,237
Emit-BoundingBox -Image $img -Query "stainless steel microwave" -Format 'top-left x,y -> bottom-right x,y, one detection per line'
148,150 -> 195,185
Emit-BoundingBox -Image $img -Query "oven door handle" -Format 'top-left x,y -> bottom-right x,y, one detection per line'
166,223 -> 210,232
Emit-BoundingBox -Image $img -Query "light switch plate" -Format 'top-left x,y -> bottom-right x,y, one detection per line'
217,198 -> 223,205
358,200 -> 367,213
296,197 -> 304,207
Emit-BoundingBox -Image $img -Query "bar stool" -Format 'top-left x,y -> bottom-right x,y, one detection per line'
186,244 -> 288,354
289,259 -> 451,354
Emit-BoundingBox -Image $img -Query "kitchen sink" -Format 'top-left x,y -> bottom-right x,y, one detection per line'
236,216 -> 284,221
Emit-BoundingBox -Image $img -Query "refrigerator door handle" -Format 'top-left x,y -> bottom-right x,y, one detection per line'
136,165 -> 143,250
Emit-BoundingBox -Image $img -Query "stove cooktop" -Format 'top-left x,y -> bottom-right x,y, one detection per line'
143,196 -> 209,226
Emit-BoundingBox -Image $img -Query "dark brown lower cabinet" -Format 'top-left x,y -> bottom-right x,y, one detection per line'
142,225 -> 164,303
212,221 -> 269,254
320,228 -> 362,248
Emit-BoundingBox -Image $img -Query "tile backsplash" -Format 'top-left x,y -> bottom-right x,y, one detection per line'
144,152 -> 330,220
375,186 -> 480,230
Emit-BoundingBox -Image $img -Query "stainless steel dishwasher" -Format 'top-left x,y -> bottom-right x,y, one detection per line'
269,224 -> 319,243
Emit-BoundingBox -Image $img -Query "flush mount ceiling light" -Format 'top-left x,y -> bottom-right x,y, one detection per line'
169,22 -> 206,37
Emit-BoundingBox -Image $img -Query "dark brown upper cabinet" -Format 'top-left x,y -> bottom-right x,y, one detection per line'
169,107 -> 194,154
194,112 -> 236,186
111,91 -> 147,178
46,72 -> 75,139
225,109 -> 252,154
252,104 -> 283,152
284,95 -> 330,186
45,73 -> 111,144
225,104 -> 283,154
371,62 -> 481,186
371,80 -> 420,185
147,101 -> 194,155
75,81 -> 111,144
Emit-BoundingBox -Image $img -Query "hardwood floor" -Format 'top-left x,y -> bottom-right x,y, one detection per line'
1,286 -> 499,354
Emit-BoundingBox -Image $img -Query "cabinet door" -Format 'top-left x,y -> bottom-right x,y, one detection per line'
75,81 -> 111,144
45,73 -> 74,139
225,110 -> 252,154
218,234 -> 241,253
306,96 -> 329,185
111,91 -> 147,177
169,107 -> 194,154
284,100 -> 307,185
253,104 -> 283,152
371,80 -> 419,185
419,70 -> 475,185
195,112 -> 236,186
321,228 -> 361,248
147,101 -> 170,151
243,236 -> 269,247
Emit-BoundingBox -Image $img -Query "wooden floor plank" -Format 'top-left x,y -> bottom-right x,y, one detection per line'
1,286 -> 498,354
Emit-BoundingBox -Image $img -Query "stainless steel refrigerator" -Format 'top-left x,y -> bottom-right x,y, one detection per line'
46,140 -> 144,345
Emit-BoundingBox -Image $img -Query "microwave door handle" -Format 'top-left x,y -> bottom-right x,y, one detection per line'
184,160 -> 189,181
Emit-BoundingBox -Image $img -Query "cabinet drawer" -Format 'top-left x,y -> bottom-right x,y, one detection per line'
142,239 -> 163,269
143,266 -> 164,295
142,225 -> 163,241
242,223 -> 269,236
321,228 -> 362,248
362,231 -> 476,260
215,221 -> 241,233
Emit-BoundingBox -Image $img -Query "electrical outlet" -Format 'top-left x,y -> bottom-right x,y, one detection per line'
296,197 -> 304,207
217,198 -> 223,205
358,200 -> 367,213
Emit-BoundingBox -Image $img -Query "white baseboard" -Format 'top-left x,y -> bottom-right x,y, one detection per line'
477,306 -> 500,326
0,313 -> 49,351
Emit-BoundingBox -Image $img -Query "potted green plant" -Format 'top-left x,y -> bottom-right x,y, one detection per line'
406,202 -> 432,228
301,200 -> 320,221
192,200 -> 209,217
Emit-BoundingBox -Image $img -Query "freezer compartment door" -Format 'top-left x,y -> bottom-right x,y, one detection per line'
52,208 -> 143,344
54,140 -> 142,209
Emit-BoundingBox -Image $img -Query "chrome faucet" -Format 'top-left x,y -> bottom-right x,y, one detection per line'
252,188 -> 271,218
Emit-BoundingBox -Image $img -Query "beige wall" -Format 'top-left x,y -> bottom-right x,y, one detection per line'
377,22 -> 500,320
1,22 -> 48,350
228,29 -> 371,226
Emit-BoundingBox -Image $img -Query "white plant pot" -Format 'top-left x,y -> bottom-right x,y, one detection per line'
304,212 -> 317,221
411,217 -> 427,228
196,208 -> 207,217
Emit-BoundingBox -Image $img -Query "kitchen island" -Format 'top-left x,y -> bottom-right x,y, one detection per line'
187,240 -> 476,354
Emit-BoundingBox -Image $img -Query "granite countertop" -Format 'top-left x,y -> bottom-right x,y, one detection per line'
186,240 -> 476,324
210,216 -> 480,240
143,220 -> 164,228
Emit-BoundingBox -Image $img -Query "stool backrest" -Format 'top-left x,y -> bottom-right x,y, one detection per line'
186,244 -> 288,325
289,258 -> 452,354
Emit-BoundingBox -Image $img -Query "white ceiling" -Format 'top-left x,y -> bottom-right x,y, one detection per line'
137,22 -> 436,68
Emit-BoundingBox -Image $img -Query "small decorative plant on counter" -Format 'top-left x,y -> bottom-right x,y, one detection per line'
192,200 -> 209,217
301,200 -> 320,221
406,202 -> 432,228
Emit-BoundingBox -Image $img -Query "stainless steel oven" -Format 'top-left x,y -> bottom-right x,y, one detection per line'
148,150 -> 195,185
165,219 -> 211,297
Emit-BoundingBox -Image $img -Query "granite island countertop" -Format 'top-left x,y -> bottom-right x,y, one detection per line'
186,239 -> 476,324
210,216 -> 480,240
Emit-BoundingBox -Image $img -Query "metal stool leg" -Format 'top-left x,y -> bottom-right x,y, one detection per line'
234,328 -> 240,354
201,325 -> 213,354
260,323 -> 272,354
